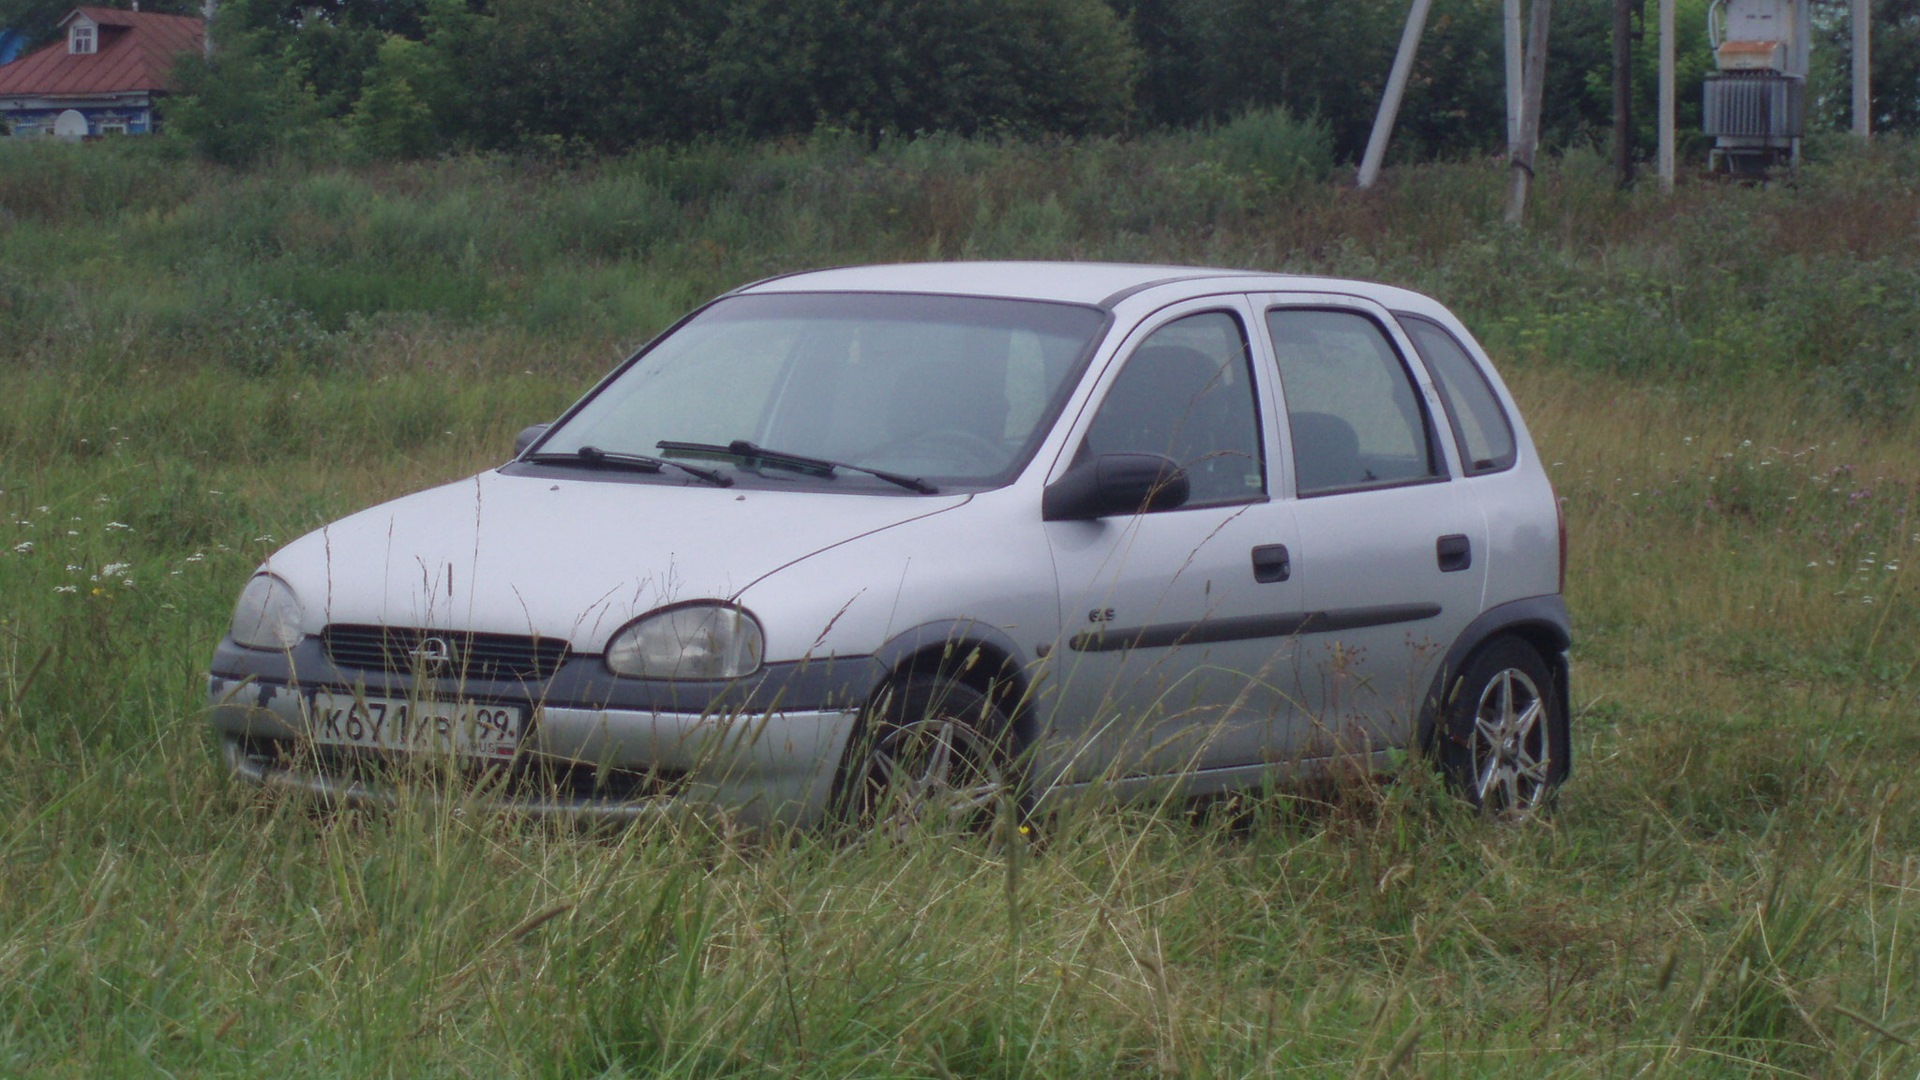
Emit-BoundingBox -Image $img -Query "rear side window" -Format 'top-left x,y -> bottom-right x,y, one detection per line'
1397,314 -> 1517,475
1267,308 -> 1439,496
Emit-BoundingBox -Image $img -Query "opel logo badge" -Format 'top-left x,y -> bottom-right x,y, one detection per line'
411,636 -> 454,671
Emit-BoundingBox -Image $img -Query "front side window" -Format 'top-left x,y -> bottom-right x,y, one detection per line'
1268,308 -> 1439,496
1077,310 -> 1265,506
70,24 -> 95,54
538,292 -> 1107,490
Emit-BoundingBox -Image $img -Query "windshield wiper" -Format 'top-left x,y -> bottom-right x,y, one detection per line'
527,445 -> 733,487
656,439 -> 938,494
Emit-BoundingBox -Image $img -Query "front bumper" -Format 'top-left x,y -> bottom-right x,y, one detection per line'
207,638 -> 883,827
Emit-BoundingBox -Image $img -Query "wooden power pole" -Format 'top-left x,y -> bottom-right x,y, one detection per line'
1613,0 -> 1634,186
1504,0 -> 1553,225
1505,0 -> 1524,150
1657,0 -> 1674,191
1853,0 -> 1872,137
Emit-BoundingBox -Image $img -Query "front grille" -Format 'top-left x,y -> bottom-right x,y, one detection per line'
322,624 -> 571,682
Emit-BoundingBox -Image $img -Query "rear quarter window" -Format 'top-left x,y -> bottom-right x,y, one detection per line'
1396,313 -> 1518,475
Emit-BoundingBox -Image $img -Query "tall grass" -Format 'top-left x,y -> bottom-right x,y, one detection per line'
1,132 -> 1917,1074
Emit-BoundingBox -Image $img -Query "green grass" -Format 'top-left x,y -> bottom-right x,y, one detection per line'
2,132 -> 1918,1075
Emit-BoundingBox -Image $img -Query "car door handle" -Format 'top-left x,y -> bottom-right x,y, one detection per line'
1252,544 -> 1291,583
1437,534 -> 1472,572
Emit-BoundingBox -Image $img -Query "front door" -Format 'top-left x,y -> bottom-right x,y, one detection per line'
1040,302 -> 1306,788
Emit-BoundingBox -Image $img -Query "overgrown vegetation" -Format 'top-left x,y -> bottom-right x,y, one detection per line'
1,134 -> 1918,1074
10,0 -> 1920,162
0,0 -> 1769,164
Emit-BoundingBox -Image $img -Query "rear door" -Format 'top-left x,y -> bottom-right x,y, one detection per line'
1256,294 -> 1489,758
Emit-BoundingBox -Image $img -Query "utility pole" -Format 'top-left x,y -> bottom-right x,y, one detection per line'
1657,0 -> 1674,191
1358,0 -> 1435,189
1505,0 -> 1525,151
1613,0 -> 1634,186
1504,0 -> 1552,225
1853,0 -> 1871,138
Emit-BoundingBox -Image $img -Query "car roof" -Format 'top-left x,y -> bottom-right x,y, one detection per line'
732,261 -> 1437,313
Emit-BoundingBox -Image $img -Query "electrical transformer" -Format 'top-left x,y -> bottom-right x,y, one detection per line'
1704,0 -> 1809,174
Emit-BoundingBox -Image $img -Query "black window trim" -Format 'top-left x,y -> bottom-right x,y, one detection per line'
1392,311 -> 1519,477
1263,304 -> 1451,500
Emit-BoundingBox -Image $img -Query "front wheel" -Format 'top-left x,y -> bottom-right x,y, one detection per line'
840,676 -> 1013,835
1440,637 -> 1564,815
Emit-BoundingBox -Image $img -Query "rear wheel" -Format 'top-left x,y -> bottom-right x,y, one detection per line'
842,676 -> 1012,834
1441,637 -> 1563,815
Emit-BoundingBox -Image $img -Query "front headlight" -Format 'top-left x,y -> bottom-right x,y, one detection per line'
229,573 -> 306,650
605,602 -> 764,680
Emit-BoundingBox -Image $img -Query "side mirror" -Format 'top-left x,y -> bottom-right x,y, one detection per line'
1042,453 -> 1190,521
513,423 -> 551,457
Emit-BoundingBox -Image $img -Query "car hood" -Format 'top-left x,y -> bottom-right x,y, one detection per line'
262,469 -> 971,650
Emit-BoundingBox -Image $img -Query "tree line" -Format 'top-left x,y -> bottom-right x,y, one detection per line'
2,0 -> 1911,166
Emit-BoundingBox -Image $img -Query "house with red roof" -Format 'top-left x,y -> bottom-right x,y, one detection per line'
0,7 -> 204,139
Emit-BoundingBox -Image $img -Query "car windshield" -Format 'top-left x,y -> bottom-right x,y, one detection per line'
536,292 -> 1108,490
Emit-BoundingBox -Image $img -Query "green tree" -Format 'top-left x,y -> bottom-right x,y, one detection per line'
703,0 -> 1139,139
1113,0 -> 1408,157
1818,0 -> 1920,134
167,22 -> 327,166
423,0 -> 724,152
347,33 -> 437,159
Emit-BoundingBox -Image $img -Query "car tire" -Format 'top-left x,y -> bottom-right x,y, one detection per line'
1440,636 -> 1564,815
840,675 -> 1013,834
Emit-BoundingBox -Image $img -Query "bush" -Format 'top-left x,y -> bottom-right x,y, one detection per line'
347,36 -> 440,161
1209,107 -> 1334,191
167,27 -> 331,168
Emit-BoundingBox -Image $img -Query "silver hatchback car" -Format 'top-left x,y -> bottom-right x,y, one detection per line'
209,263 -> 1570,827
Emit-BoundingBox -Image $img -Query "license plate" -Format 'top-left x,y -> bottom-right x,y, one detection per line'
305,692 -> 524,761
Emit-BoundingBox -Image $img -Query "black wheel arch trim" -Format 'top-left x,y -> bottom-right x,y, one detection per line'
868,619 -> 1039,746
1416,594 -> 1573,780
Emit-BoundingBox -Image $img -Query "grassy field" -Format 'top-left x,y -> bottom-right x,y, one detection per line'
1,133 -> 1918,1076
